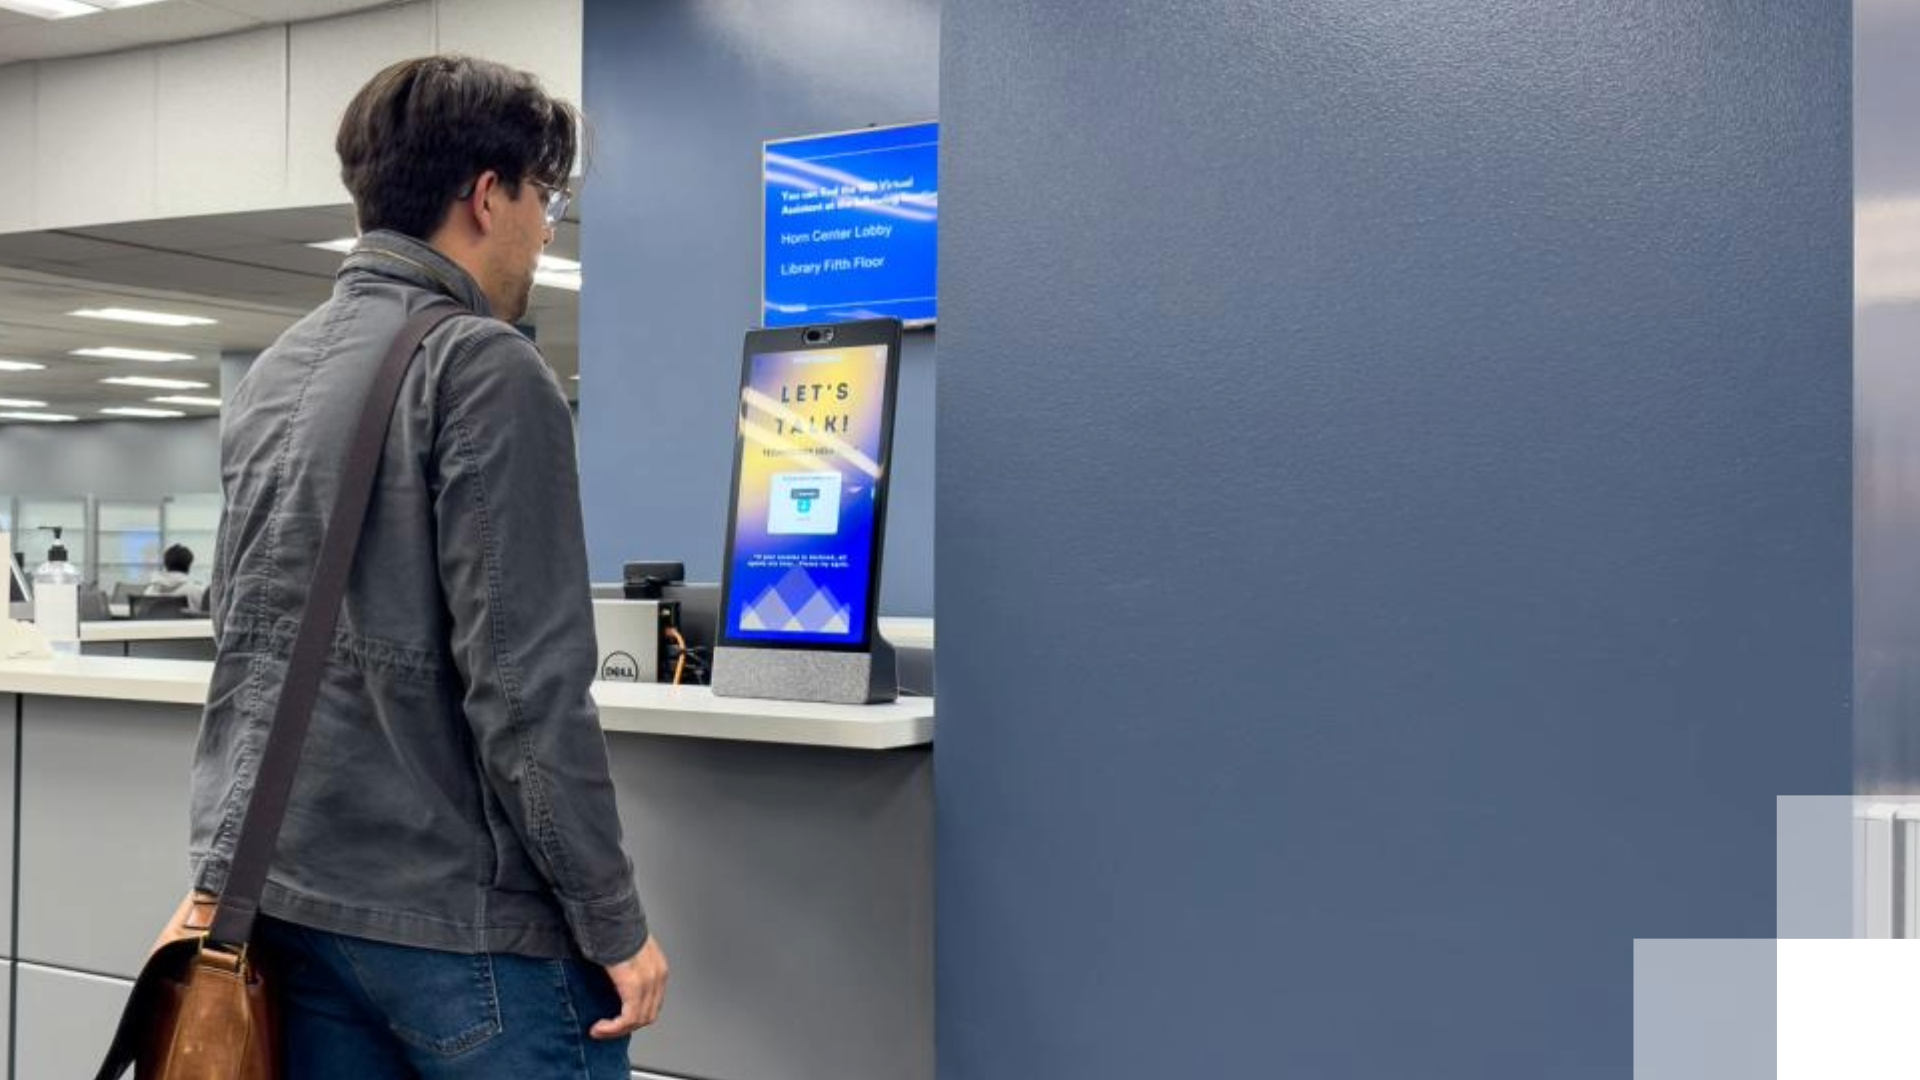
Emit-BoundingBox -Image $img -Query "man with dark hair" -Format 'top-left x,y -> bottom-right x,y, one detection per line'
143,543 -> 207,610
153,55 -> 667,1077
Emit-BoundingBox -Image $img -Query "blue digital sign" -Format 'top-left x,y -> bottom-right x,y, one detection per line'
762,122 -> 938,327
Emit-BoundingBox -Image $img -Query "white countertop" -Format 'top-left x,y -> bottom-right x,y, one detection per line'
80,619 -> 215,643
591,681 -> 933,749
64,617 -> 936,650
878,617 -> 933,650
0,656 -> 211,705
0,656 -> 933,750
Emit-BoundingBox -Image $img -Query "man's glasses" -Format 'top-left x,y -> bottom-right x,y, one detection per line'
455,176 -> 572,228
526,179 -> 572,228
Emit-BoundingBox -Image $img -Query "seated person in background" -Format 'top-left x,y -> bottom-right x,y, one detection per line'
144,544 -> 207,611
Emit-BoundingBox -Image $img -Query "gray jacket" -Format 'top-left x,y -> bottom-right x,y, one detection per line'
189,231 -> 646,965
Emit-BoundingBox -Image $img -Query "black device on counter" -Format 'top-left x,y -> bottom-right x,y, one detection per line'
660,583 -> 718,656
623,561 -> 686,599
620,562 -> 719,685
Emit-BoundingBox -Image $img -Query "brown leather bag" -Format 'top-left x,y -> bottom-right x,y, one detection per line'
93,302 -> 463,1080
103,937 -> 277,1079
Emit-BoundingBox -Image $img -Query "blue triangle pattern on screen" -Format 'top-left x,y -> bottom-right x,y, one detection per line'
741,567 -> 852,634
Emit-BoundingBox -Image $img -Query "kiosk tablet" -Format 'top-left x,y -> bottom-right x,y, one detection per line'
711,318 -> 902,704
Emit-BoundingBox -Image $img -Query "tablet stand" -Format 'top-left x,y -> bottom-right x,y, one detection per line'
712,634 -> 898,705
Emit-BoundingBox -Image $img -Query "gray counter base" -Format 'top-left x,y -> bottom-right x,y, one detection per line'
81,639 -> 216,661
0,693 -> 930,1080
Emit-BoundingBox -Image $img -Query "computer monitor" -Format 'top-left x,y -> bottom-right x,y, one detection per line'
8,554 -> 28,606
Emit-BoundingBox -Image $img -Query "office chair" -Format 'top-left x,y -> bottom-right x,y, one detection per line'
129,594 -> 191,620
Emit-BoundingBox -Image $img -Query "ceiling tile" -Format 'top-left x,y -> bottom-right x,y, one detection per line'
0,2 -> 256,65
210,241 -> 348,276
0,231 -> 147,267
0,0 -> 398,65
219,204 -> 358,244
0,200 -> 585,420
192,0 -> 394,23
66,218 -> 274,254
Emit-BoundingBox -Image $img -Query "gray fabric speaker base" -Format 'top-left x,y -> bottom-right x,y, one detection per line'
713,638 -> 898,705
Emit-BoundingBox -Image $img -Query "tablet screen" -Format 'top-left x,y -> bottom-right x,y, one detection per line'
720,324 -> 898,650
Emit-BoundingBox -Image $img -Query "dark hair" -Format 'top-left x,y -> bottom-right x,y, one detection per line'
336,55 -> 579,240
163,544 -> 193,574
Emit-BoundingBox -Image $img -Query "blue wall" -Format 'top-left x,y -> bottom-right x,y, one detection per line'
579,0 -> 939,614
936,3 -> 1850,1078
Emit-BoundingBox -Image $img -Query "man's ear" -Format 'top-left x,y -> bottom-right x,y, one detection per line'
470,170 -> 502,238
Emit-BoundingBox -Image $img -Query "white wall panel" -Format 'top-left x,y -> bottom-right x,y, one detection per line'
34,50 -> 157,229
16,697 -> 200,978
0,0 -> 581,231
14,965 -> 130,1080
0,64 -> 36,233
157,27 -> 290,217
436,0 -> 583,110
286,1 -> 436,208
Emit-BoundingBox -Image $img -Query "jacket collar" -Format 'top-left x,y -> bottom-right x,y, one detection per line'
339,230 -> 493,316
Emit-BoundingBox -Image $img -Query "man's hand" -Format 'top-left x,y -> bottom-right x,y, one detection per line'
149,891 -> 218,957
591,935 -> 669,1039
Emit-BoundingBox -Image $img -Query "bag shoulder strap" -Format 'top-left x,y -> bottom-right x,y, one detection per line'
208,302 -> 464,947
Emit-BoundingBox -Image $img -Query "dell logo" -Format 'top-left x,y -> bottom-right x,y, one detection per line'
601,651 -> 641,682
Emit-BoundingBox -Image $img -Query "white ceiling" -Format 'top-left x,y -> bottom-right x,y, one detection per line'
0,0 -> 402,65
0,0 -> 584,423
0,206 -> 582,421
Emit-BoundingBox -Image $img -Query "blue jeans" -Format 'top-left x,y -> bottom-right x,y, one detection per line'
255,916 -> 632,1079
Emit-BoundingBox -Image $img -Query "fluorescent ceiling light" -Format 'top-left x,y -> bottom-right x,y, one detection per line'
307,238 -> 358,255
0,412 -> 76,422
102,376 -> 210,390
150,395 -> 223,408
0,359 -> 46,372
0,0 -> 99,18
0,0 -> 168,15
71,346 -> 196,362
534,269 -> 581,292
70,307 -> 217,328
0,398 -> 46,408
533,256 -> 582,292
101,407 -> 185,419
535,254 -> 581,291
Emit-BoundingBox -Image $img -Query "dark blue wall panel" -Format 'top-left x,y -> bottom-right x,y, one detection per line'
936,2 -> 1850,1077
579,0 -> 939,614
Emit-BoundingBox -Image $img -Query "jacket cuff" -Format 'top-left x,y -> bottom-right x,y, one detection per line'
189,852 -> 231,897
559,886 -> 650,966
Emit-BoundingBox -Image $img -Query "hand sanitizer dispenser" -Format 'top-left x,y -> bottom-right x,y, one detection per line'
33,527 -> 80,657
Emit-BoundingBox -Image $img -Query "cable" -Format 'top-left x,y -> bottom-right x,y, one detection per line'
664,626 -> 689,686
